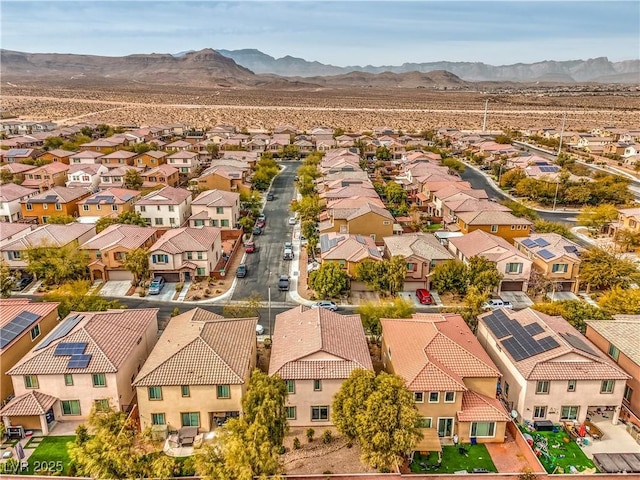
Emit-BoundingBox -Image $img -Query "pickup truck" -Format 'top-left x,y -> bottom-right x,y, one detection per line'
278,275 -> 290,291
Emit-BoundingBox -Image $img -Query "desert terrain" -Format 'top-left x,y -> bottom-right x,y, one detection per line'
3,81 -> 640,131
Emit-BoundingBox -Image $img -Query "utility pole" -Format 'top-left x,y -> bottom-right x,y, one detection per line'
482,100 -> 489,133
557,112 -> 566,157
552,180 -> 560,211
268,272 -> 272,341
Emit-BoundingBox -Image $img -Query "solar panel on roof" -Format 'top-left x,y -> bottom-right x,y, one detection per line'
560,332 -> 595,355
538,336 -> 560,352
534,238 -> 550,247
484,314 -> 511,339
538,249 -> 555,260
521,238 -> 537,248
35,315 -> 84,350
524,323 -> 544,336
564,246 -> 579,255
502,337 -> 528,361
0,311 -> 41,349
54,342 -> 87,356
85,198 -> 99,204
68,354 -> 91,369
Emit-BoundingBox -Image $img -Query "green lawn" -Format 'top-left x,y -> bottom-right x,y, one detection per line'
21,435 -> 74,475
528,430 -> 596,474
410,444 -> 497,474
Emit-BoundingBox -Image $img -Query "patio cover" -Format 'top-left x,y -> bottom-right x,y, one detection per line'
0,391 -> 57,417
414,428 -> 442,453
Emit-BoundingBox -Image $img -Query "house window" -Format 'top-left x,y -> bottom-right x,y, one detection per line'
155,218 -> 163,225
471,422 -> 496,437
414,392 -> 424,403
608,344 -> 620,361
194,220 -> 204,227
30,324 -> 40,340
505,263 -> 523,274
113,252 -> 125,261
311,406 -> 329,421
26,203 -> 33,211
444,391 -> 455,403
139,206 -> 146,212
92,373 -> 106,387
429,392 -> 439,403
536,381 -> 550,394
338,260 -> 346,268
285,380 -> 295,394
82,205 -> 90,211
285,406 -> 296,420
62,400 -> 81,416
168,205 -> 175,212
55,203 -> 62,211
151,413 -> 166,425
601,380 -> 615,394
148,386 -> 162,400
64,374 -> 74,386
187,252 -> 193,260
157,205 -> 161,211
169,218 -> 176,225
417,417 -> 432,428
407,262 -> 416,271
152,254 -> 168,264
211,219 -> 219,227
95,399 -> 109,411
96,204 -> 102,211
383,220 -> 391,225
567,380 -> 577,392
181,412 -> 200,427
217,385 -> 230,398
221,219 -> 229,227
490,225 -> 498,233
42,203 -> 48,210
181,385 -> 190,397
216,207 -> 224,214
624,386 -> 633,403
112,205 -> 118,211
24,375 -> 38,389
197,252 -> 203,260
197,267 -> 206,276
560,406 -> 579,420
533,406 -> 546,418
551,263 -> 568,273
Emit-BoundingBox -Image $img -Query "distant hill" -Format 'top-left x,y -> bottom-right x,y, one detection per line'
217,49 -> 640,84
300,70 -> 469,89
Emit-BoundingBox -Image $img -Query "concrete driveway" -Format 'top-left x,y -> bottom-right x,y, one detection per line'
100,281 -> 131,297
547,291 -> 580,302
398,291 -> 442,307
147,282 -> 177,301
499,291 -> 533,310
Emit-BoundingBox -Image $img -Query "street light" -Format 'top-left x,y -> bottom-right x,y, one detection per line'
552,180 -> 560,211
268,272 -> 272,341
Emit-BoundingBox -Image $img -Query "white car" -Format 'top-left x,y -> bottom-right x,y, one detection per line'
311,301 -> 338,312
288,217 -> 297,225
256,324 -> 265,335
482,299 -> 514,310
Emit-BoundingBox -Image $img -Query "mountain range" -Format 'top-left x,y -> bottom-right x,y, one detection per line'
217,49 -> 640,84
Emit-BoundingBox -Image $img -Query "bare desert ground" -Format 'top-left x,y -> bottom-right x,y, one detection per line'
3,82 -> 640,131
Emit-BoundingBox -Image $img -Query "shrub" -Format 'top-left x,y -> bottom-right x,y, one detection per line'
293,437 -> 301,450
205,288 -> 211,295
175,282 -> 184,293
322,430 -> 333,444
139,291 -> 146,297
171,307 -> 180,317
278,445 -> 287,454
263,338 -> 272,349
306,428 -> 315,442
192,294 -> 201,301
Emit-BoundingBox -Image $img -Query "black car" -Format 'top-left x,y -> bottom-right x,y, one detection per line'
266,193 -> 274,201
236,264 -> 247,278
13,276 -> 33,291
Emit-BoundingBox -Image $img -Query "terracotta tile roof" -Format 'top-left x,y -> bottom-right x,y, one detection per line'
586,316 -> 640,366
321,185 -> 379,200
8,309 -> 158,375
618,207 -> 640,221
23,186 -> 89,204
320,232 -> 382,262
269,306 -> 373,379
514,233 -> 581,262
101,166 -> 143,177
192,189 -> 239,207
141,164 -> 178,177
457,391 -> 510,422
0,391 -> 57,417
134,308 -> 255,386
383,233 -> 453,261
445,199 -> 510,214
78,188 -> 140,205
448,230 -> 529,262
79,224 -> 157,251
28,162 -> 69,175
0,223 -> 95,252
136,186 -> 191,205
71,150 -> 104,159
103,150 -> 137,159
198,165 -> 245,180
43,149 -> 74,158
141,150 -> 168,159
150,226 -> 220,254
68,164 -> 104,174
1,163 -> 36,174
0,183 -> 38,203
0,223 -> 33,242
327,196 -> 385,210
435,186 -> 485,200
456,210 -> 532,226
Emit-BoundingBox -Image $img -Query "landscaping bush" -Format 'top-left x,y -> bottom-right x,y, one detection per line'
192,294 -> 201,301
306,428 -> 315,442
171,307 -> 180,317
321,430 -> 333,444
175,282 -> 183,293
293,437 -> 301,450
263,338 -> 272,349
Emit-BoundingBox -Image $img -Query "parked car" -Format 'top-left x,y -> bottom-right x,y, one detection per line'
236,264 -> 247,278
148,276 -> 165,295
284,241 -> 293,249
12,275 -> 33,291
257,213 -> 266,221
256,219 -> 266,228
288,217 -> 297,225
278,275 -> 290,291
416,289 -> 434,305
256,323 -> 265,335
266,193 -> 274,201
311,300 -> 338,311
283,247 -> 294,260
482,299 -> 513,310
245,241 -> 256,253
253,226 -> 262,235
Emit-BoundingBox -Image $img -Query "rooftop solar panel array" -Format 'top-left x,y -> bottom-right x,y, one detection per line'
0,311 -> 41,349
68,354 -> 92,369
35,315 -> 84,350
560,332 -> 596,356
534,238 -> 550,247
54,342 -> 87,356
521,238 -> 537,248
538,249 -> 555,260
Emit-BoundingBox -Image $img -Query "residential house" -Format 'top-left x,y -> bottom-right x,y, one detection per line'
100,150 -> 139,169
319,232 -> 382,278
0,299 -> 60,399
165,140 -> 193,151
148,226 -> 222,282
79,137 -> 127,152
65,164 -> 108,192
21,163 -> 69,192
190,165 -> 251,194
0,163 -> 37,185
77,188 -> 141,219
381,313 -> 509,446
448,230 -> 532,293
442,199 -> 511,231
513,233 -> 581,294
135,186 -> 192,228
320,185 -> 379,204
1,308 -> 158,434
68,151 -> 105,165
98,166 -> 143,190
189,189 -> 240,228
20,186 -> 92,224
455,211 -> 532,243
79,224 -> 159,282
319,201 -> 394,244
140,164 -> 180,188
37,149 -> 74,165
0,223 -> 34,247
134,308 -> 257,432
3,149 -> 41,163
609,207 -> 640,250
1,223 -> 96,271
167,151 -> 200,176
269,306 -> 373,427
135,150 -> 168,169
586,316 -> 640,428
0,184 -> 39,223
382,233 -> 454,291
477,308 -> 629,425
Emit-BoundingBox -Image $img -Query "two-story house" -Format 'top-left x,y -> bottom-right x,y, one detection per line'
77,188 -> 141,219
0,163 -> 37,185
3,149 -> 42,164
167,151 -> 200,176
188,189 -> 240,228
455,210 -> 532,243
20,186 -> 92,224
98,166 -> 144,190
382,233 -> 454,291
140,164 -> 180,188
134,308 -> 257,432
0,184 -> 40,223
1,308 -> 158,435
65,164 -> 108,192
37,149 -> 74,165
68,150 -> 105,165
319,200 -> 394,244
20,163 -> 69,192
191,165 -> 251,194
477,308 -> 629,425
135,186 -> 192,228
80,224 -> 160,282
269,306 -> 373,427
381,313 -> 509,447
0,224 -> 34,247
513,233 -> 582,295
319,232 -> 383,278
101,150 -> 139,169
609,207 -> 640,252
135,151 -> 168,169
148,226 -> 222,282
448,230 -> 533,293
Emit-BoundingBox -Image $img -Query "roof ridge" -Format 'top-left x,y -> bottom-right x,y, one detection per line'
81,326 -> 118,372
197,334 -> 244,383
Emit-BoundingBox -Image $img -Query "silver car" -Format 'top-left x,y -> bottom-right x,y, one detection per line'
311,301 -> 338,311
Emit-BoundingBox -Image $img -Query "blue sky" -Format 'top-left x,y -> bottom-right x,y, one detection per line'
1,1 -> 638,66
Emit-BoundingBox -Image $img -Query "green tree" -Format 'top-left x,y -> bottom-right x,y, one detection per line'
385,255 -> 407,296
442,158 -> 465,174
296,174 -> 316,196
466,256 -> 503,294
121,248 -> 149,285
494,134 -> 513,144
0,260 -> 14,298
296,164 -> 321,180
375,146 -> 392,161
291,195 -> 320,222
239,190 -> 263,216
279,144 -> 300,159
238,216 -> 255,233
308,262 -> 348,298
355,298 -> 415,339
500,168 -> 526,188
95,211 -> 147,233
577,204 -> 619,234
222,292 -> 263,318
355,259 -> 388,294
0,169 -> 14,185
459,285 -> 490,332
598,287 -> 640,314
431,260 -> 467,295
579,247 -> 639,291
332,369 -> 376,440
44,214 -> 75,224
384,181 -> 407,205
501,200 -> 539,221
43,136 -> 64,150
25,242 -> 88,285
533,219 -> 575,239
614,228 -> 640,252
44,280 -> 123,317
532,300 -> 611,333
124,169 -> 143,190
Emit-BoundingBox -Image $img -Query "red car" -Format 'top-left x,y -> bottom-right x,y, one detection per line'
245,242 -> 256,253
256,219 -> 266,229
416,289 -> 434,305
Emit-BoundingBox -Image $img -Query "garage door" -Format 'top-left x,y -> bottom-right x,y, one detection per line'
107,270 -> 134,281
501,281 -> 524,292
158,272 -> 180,282
404,281 -> 427,292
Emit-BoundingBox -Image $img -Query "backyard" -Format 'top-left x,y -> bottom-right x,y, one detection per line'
22,435 -> 74,475
521,428 -> 597,474
410,444 -> 497,474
